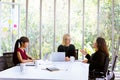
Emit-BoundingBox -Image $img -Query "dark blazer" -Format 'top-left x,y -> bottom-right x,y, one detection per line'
85,50 -> 107,72
57,44 -> 76,58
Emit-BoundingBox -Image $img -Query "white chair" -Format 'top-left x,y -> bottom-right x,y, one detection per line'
96,78 -> 105,80
49,52 -> 65,62
43,53 -> 49,61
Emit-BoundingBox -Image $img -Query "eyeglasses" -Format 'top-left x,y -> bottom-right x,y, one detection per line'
65,38 -> 71,41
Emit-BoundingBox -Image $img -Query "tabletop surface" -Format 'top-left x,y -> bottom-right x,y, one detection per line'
0,61 -> 89,80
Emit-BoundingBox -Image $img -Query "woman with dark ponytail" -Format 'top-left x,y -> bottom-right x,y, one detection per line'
13,36 -> 33,65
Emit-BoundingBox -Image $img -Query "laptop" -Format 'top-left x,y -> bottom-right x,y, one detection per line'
50,52 -> 65,62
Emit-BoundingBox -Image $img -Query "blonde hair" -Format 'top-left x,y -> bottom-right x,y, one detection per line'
62,34 -> 70,46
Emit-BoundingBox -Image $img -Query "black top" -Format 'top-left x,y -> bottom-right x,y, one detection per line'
85,50 -> 107,72
57,44 -> 76,58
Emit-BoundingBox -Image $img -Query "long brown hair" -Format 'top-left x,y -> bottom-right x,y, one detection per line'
96,37 -> 109,57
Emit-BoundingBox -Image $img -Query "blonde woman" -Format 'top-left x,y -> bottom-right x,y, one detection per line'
57,34 -> 76,61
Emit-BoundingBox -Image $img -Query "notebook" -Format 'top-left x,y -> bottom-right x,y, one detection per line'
46,66 -> 59,72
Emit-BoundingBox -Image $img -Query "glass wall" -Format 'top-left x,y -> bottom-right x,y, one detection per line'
70,0 -> 83,58
42,0 -> 54,57
0,1 -> 19,56
27,0 -> 40,58
99,0 -> 112,57
84,0 -> 97,55
114,0 -> 120,71
56,0 -> 68,51
0,0 -> 119,72
15,0 -> 26,36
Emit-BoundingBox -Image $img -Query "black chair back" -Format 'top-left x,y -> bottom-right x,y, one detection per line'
107,55 -> 117,80
0,56 -> 7,71
3,52 -> 14,69
104,57 -> 109,77
111,55 -> 118,72
75,49 -> 78,60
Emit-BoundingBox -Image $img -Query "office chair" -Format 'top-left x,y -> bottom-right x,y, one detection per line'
0,56 -> 7,71
107,55 -> 118,80
43,53 -> 49,61
75,49 -> 79,60
111,55 -> 118,72
3,52 -> 14,69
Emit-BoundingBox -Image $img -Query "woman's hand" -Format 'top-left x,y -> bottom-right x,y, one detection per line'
27,59 -> 34,62
80,49 -> 88,55
65,57 -> 70,61
82,59 -> 88,63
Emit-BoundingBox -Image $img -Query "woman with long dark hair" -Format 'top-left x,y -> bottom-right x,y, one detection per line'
13,36 -> 33,65
80,37 -> 109,77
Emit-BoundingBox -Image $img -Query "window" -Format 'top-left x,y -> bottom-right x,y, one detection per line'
0,1 -> 19,56
15,0 -> 26,36
41,0 -> 54,57
114,0 -> 120,71
70,0 -> 83,58
84,0 -> 97,55
0,0 -> 119,72
99,0 -> 112,56
27,0 -> 40,58
56,0 -> 68,51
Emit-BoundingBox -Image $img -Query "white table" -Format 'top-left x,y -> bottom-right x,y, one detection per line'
0,61 -> 89,80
